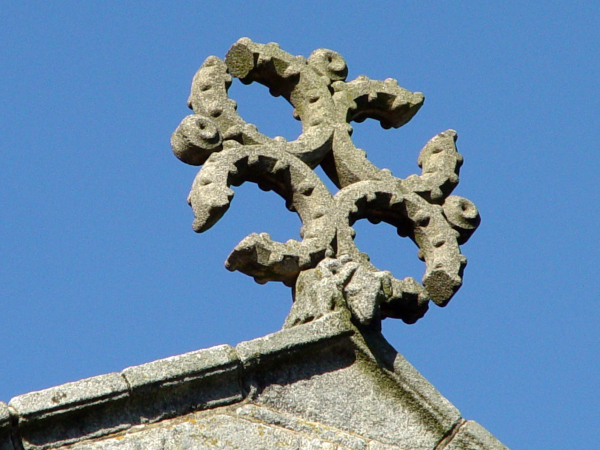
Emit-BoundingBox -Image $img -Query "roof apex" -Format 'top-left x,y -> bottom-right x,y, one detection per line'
2,312 -> 505,449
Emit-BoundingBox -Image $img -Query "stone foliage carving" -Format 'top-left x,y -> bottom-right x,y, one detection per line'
172,38 -> 480,329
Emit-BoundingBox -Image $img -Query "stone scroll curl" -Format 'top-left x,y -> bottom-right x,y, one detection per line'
172,38 -> 480,329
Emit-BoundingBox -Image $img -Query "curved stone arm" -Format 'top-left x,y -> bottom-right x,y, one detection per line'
334,180 -> 477,308
223,39 -> 343,167
186,145 -> 337,286
182,53 -> 333,168
332,76 -> 424,129
320,77 -> 424,188
402,129 -> 464,203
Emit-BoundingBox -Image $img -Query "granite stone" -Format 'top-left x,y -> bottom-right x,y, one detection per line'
172,38 -> 481,328
10,373 -> 130,449
121,344 -> 242,423
236,403 -> 367,449
235,310 -> 354,369
245,326 -> 461,449
442,420 -> 508,450
0,38 -> 505,449
4,310 -> 506,448
0,402 -> 14,450
64,409 -> 349,449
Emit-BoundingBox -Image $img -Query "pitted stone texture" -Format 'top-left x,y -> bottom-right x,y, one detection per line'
173,38 -> 480,329
63,409 -> 349,449
3,313 -> 506,448
10,373 -> 130,449
236,310 -> 354,368
241,323 -> 462,449
367,442 -> 409,450
359,331 -> 462,432
0,402 -> 14,450
122,345 -> 238,390
236,312 -> 471,448
61,404 -> 443,450
250,354 -> 456,448
121,344 -> 242,424
236,404 -> 367,449
442,420 -> 508,449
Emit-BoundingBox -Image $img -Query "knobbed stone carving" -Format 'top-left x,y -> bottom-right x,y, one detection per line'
172,38 -> 480,329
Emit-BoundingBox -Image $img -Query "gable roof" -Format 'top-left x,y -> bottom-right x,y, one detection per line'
1,312 -> 505,449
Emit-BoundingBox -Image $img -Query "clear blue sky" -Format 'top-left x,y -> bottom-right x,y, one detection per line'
1,2 -> 598,448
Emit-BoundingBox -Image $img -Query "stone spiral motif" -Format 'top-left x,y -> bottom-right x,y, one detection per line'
172,38 -> 480,328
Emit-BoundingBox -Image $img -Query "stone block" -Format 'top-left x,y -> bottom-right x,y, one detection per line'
240,321 -> 463,449
235,311 -> 354,369
9,373 -> 130,449
443,420 -> 508,449
360,332 -> 462,438
0,402 -> 14,450
121,344 -> 242,423
65,410 -> 351,449
236,403 -> 367,449
367,441 -> 407,450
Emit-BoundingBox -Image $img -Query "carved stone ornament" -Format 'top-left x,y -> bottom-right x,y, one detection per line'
172,38 -> 480,330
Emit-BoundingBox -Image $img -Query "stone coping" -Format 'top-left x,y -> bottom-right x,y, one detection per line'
1,313 -> 505,449
2,313 -> 353,449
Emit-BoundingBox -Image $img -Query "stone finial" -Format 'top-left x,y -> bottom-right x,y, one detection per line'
172,38 -> 480,329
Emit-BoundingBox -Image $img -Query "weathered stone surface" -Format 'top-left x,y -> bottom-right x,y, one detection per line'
236,310 -> 354,369
359,330 -> 462,433
236,311 -> 467,448
10,373 -> 130,449
0,38 -> 503,449
63,409 -> 350,449
0,402 -> 14,450
367,442 -> 408,450
121,344 -> 243,424
236,402 -> 367,449
244,325 -> 462,449
442,420 -> 508,449
4,312 -> 505,448
173,38 -> 480,330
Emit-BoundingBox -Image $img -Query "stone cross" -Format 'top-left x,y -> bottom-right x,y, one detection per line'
172,38 -> 480,330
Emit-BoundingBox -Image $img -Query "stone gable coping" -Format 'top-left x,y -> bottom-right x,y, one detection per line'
122,344 -> 238,391
3,313 -> 350,449
357,333 -> 462,440
2,312 -> 506,449
235,309 -> 355,369
0,401 -> 13,450
8,373 -> 130,449
441,420 -> 505,450
9,374 -> 128,422
121,344 -> 242,425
